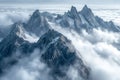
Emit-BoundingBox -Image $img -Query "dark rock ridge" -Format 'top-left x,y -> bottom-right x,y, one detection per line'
67,6 -> 80,19
0,26 -> 11,39
0,30 -> 5,38
25,10 -> 50,36
0,22 -> 29,74
0,26 -> 90,80
32,29 -> 90,80
56,6 -> 82,31
20,29 -> 90,80
0,22 -> 28,58
0,9 -> 51,57
0,10 -> 50,40
55,5 -> 120,33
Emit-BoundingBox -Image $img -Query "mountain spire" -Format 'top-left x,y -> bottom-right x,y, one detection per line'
80,5 -> 94,16
32,9 -> 41,18
66,6 -> 79,19
70,6 -> 78,13
9,22 -> 25,38
25,10 -> 50,36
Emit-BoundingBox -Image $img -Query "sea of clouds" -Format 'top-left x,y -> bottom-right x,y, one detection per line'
51,23 -> 120,80
0,49 -> 53,80
0,5 -> 120,80
0,11 -> 30,27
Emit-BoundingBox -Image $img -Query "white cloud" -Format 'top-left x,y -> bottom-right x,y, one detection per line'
0,11 -> 30,27
1,49 -> 53,80
49,22 -> 120,80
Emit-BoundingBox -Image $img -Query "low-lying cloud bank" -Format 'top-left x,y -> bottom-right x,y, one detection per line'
1,48 -> 84,80
1,49 -> 53,80
0,8 -> 120,80
0,11 -> 30,27
50,23 -> 120,80
1,21 -> 120,80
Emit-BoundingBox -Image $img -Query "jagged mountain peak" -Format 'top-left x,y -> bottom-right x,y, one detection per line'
70,6 -> 78,13
0,23 -> 26,58
66,6 -> 79,19
31,9 -> 41,18
11,23 -> 23,33
83,5 -> 89,10
25,9 -> 50,36
34,29 -> 90,79
81,5 -> 90,12
10,22 -> 25,37
37,29 -> 70,45
80,5 -> 94,16
28,9 -> 41,24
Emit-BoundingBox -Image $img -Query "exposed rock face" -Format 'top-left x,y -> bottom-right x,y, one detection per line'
55,5 -> 120,33
0,22 -> 30,74
0,23 -> 27,58
25,10 -> 50,36
34,30 -> 90,80
0,29 -> 90,80
0,10 -> 52,75
80,5 -> 100,29
0,30 -> 4,39
67,6 -> 80,19
0,27 -> 11,40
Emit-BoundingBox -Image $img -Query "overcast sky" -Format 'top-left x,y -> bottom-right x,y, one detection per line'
0,0 -> 119,4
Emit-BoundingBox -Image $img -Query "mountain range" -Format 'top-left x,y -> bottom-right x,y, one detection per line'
0,5 -> 120,80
